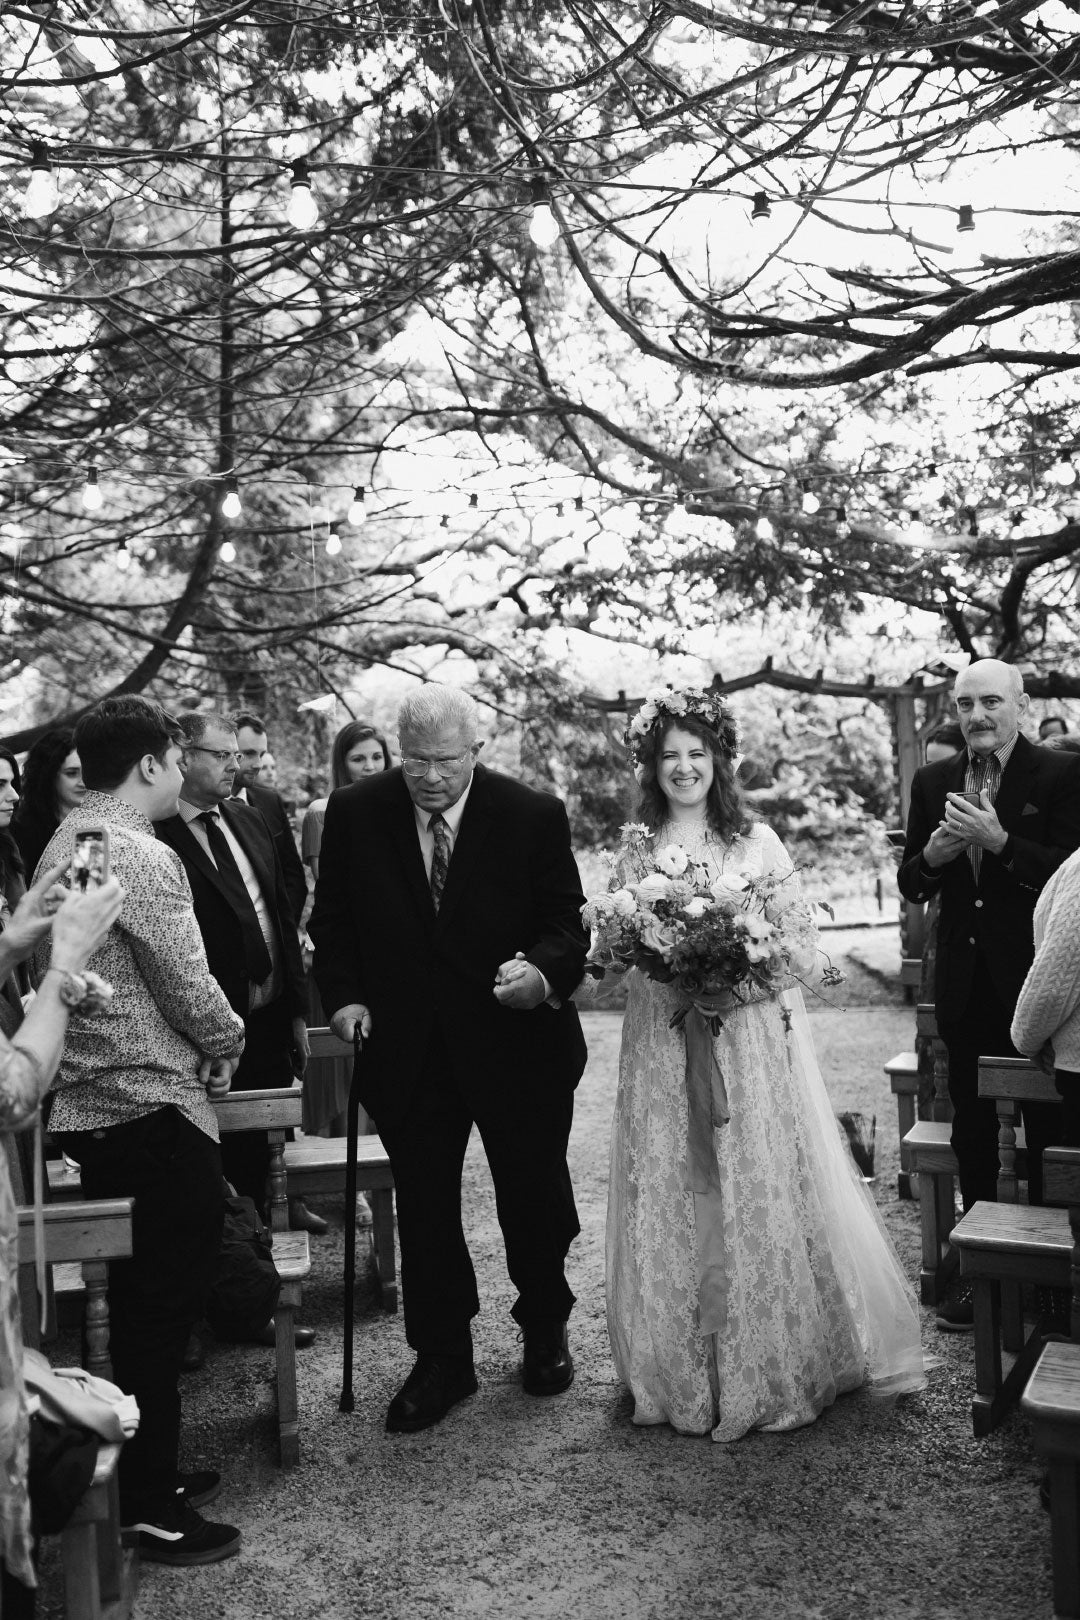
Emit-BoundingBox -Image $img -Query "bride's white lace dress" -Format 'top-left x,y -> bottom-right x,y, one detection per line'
606,820 -> 925,1441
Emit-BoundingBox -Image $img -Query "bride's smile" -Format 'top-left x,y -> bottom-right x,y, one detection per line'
658,726 -> 714,819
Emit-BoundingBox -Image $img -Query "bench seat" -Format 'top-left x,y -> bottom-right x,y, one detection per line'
284,1136 -> 397,1312
1022,1340 -> 1080,1618
952,1200 -> 1070,1436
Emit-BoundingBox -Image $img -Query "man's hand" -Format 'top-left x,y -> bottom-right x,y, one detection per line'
922,822 -> 968,869
291,1016 -> 310,1076
199,1055 -> 236,1100
943,789 -> 1009,855
330,1002 -> 372,1042
493,953 -> 546,1011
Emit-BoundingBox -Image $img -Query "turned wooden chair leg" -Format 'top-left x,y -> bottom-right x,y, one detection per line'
275,1282 -> 301,1468
82,1258 -> 112,1381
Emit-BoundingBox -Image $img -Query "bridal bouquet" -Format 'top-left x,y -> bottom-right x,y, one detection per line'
582,823 -> 840,1024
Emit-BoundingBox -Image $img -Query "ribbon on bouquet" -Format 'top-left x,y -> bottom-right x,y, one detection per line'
682,1005 -> 730,1338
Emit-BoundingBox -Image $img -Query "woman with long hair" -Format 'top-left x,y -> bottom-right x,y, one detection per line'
603,688 -> 925,1440
12,731 -> 84,882
301,719 -> 391,882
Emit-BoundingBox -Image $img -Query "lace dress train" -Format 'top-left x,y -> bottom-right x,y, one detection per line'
605,822 -> 925,1441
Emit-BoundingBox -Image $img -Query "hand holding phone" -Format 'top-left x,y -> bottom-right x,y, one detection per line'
71,827 -> 110,893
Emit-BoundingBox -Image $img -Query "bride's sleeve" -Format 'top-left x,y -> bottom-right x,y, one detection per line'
757,825 -> 820,979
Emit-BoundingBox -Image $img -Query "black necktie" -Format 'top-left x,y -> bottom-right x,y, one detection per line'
199,810 -> 273,984
430,813 -> 452,912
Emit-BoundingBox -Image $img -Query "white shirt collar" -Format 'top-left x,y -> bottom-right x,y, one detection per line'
412,772 -> 474,840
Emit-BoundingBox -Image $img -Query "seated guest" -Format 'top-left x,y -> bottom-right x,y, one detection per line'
12,730 -> 85,881
1039,716 -> 1070,740
1,869 -> 124,1618
924,721 -> 964,764
36,696 -> 246,1568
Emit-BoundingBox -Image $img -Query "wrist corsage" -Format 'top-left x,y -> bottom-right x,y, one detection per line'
47,968 -> 114,1015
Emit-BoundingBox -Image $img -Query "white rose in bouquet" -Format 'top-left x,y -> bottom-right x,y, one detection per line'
682,895 -> 712,919
611,888 -> 638,916
654,844 -> 690,878
637,872 -> 674,900
710,870 -> 749,902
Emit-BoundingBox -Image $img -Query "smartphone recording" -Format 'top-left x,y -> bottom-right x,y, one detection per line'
71,827 -> 110,892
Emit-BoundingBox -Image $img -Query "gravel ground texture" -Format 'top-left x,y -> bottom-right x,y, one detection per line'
38,932 -> 1054,1619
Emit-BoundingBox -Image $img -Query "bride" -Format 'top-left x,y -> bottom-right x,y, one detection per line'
604,687 -> 926,1441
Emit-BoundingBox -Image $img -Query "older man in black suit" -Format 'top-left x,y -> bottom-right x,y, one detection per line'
309,685 -> 588,1433
899,658 -> 1080,1328
157,712 -> 319,1240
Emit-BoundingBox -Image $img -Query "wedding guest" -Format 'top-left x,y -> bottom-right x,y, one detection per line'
1039,717 -> 1069,740
1011,842 -> 1080,1146
1,871 -> 123,1618
38,696 -> 246,1567
310,686 -> 588,1432
0,749 -> 26,923
924,721 -> 964,764
899,659 -> 1080,1330
258,751 -> 279,789
601,688 -> 925,1439
301,720 -> 391,884
229,712 -> 307,925
12,730 -> 85,881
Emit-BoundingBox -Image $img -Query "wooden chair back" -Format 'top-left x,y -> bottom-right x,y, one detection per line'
213,1085 -> 302,1233
916,1003 -> 951,1120
16,1199 -> 133,1379
978,1056 -> 1060,1203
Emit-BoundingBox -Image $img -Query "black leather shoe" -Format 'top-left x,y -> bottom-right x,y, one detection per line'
385,1355 -> 478,1433
288,1198 -> 328,1235
522,1322 -> 574,1396
251,1320 -> 316,1348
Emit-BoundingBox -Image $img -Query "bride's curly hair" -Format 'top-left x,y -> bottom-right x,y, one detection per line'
634,714 -> 754,842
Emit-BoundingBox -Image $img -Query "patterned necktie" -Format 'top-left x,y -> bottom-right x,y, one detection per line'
429,813 -> 452,912
966,755 -> 999,884
199,810 -> 273,982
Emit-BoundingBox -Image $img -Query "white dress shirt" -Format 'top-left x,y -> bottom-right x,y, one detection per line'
179,797 -> 281,1010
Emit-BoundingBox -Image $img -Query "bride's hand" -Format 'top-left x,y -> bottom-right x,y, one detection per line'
691,989 -> 737,1017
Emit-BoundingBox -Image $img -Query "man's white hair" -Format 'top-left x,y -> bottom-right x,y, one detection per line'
398,685 -> 479,741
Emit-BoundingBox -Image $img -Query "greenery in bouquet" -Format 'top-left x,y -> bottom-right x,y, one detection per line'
581,823 -> 844,1027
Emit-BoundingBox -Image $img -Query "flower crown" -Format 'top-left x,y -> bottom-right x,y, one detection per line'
624,686 -> 739,765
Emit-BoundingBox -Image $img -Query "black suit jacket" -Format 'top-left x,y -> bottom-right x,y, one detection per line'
898,734 -> 1080,1013
240,782 -> 308,926
308,764 -> 588,1128
156,799 -> 307,1023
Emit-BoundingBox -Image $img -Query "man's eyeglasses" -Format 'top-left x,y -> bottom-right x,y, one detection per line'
401,750 -> 472,778
186,745 -> 241,765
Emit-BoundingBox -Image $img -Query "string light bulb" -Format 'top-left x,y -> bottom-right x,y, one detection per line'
751,192 -> 771,221
219,539 -> 237,562
528,176 -> 560,250
82,466 -> 103,511
1048,452 -> 1077,488
115,541 -> 131,572
835,504 -> 851,540
325,532 -> 342,556
24,142 -> 59,219
347,486 -> 365,525
220,476 -> 241,520
286,159 -> 319,231
800,487 -> 820,515
956,205 -> 975,233
755,514 -> 775,540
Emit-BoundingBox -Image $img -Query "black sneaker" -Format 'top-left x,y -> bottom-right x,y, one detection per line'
177,1469 -> 221,1509
125,1498 -> 240,1566
935,1281 -> 975,1333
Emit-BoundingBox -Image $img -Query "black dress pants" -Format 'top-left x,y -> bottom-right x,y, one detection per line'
938,953 -> 1064,1210
55,1107 -> 223,1520
376,1041 -> 579,1360
220,997 -> 294,1210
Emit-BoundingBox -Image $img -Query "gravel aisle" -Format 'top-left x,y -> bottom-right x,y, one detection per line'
42,991 -> 1054,1619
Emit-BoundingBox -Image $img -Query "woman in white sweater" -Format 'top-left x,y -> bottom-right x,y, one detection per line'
1011,842 -> 1080,1144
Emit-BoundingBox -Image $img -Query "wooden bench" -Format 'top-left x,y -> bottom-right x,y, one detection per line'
17,1200 -> 134,1380
885,1048 -> 919,1199
55,1441 -> 139,1620
1022,1342 -> 1080,1619
213,1086 -> 310,1467
284,1026 -> 397,1312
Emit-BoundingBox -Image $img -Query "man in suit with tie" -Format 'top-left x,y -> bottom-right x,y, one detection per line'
157,713 -> 316,1238
228,710 -> 308,926
309,685 -> 589,1433
899,658 -> 1080,1328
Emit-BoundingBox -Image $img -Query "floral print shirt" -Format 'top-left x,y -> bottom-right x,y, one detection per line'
34,793 -> 244,1140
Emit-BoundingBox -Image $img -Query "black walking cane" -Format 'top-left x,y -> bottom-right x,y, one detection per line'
339,1023 -> 364,1413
